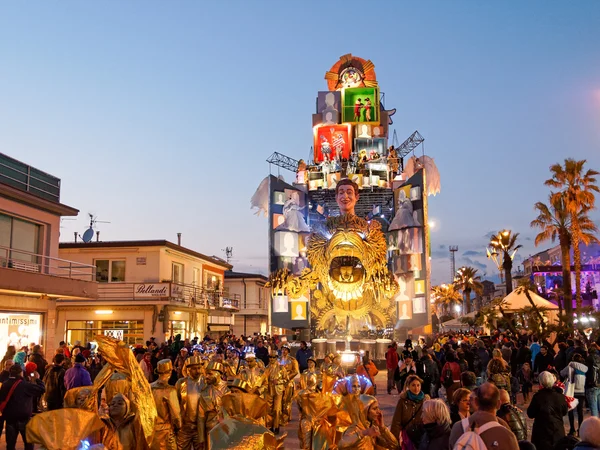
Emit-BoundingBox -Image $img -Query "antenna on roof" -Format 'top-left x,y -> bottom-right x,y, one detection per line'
80,213 -> 111,243
222,247 -> 233,264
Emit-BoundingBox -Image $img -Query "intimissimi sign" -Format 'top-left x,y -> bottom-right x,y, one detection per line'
133,283 -> 169,298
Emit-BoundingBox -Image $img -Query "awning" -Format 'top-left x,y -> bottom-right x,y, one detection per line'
208,325 -> 230,332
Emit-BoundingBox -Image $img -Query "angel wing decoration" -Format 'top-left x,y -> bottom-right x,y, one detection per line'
401,155 -> 441,196
250,176 -> 270,217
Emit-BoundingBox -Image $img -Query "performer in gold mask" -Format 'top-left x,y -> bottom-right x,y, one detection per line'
150,359 -> 181,450
238,352 -> 266,397
264,350 -> 286,434
279,345 -> 299,425
197,361 -> 230,448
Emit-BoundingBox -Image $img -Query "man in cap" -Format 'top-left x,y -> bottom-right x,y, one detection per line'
175,355 -> 204,450
198,361 -> 230,448
264,350 -> 287,434
239,352 -> 266,397
224,348 -> 243,381
280,345 -> 299,425
150,359 -> 181,450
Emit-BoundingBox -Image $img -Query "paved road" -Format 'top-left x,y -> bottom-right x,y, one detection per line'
1,372 -> 588,449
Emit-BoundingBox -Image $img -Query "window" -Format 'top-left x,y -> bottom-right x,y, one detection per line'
95,260 -> 126,283
172,262 -> 184,283
193,268 -> 200,286
0,213 -> 41,265
204,272 -> 221,290
67,320 -> 143,346
168,320 -> 187,337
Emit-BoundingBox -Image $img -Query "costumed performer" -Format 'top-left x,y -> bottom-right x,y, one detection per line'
175,356 -> 204,450
150,359 -> 181,450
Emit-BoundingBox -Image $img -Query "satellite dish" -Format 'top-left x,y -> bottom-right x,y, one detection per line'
82,228 -> 94,243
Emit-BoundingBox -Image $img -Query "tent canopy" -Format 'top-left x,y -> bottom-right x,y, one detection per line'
498,288 -> 558,311
440,311 -> 477,330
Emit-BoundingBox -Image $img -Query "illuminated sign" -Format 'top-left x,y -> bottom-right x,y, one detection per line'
134,283 -> 169,298
103,329 -> 124,340
0,313 -> 42,356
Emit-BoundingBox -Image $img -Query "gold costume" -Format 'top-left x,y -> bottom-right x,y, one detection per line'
175,356 -> 204,450
264,351 -> 287,431
238,355 -> 266,397
197,361 -> 230,446
279,348 -> 299,425
98,393 -> 150,450
209,379 -> 285,450
26,408 -> 104,450
150,359 -> 181,450
295,373 -> 338,450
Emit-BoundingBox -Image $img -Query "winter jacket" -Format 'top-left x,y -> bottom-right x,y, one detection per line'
386,347 -> 399,370
530,342 -> 540,365
28,352 -> 47,378
585,350 -> 600,388
64,363 -> 92,390
527,387 -> 569,450
533,351 -> 554,374
0,376 -> 45,421
42,364 -> 67,410
497,402 -> 527,441
561,361 -> 588,395
418,422 -> 450,450
390,391 -> 429,446
475,347 -> 490,372
440,361 -> 461,385
516,347 -> 532,367
554,348 -> 568,373
449,411 -> 519,450
296,347 -> 313,372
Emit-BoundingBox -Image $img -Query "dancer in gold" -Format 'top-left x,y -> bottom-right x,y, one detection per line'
197,361 -> 230,448
279,345 -> 299,425
238,352 -> 266,396
175,356 -> 204,450
264,350 -> 287,434
295,372 -> 338,449
150,359 -> 181,450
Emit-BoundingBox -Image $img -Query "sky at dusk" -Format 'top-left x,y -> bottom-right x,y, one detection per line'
2,1 -> 600,285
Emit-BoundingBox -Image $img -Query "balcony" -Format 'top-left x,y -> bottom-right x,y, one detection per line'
0,152 -> 61,203
95,281 -> 240,311
0,246 -> 97,299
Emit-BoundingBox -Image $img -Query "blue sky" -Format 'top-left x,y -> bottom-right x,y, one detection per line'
2,1 -> 599,284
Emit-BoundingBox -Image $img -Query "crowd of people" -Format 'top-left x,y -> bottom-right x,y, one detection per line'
1,329 -> 600,449
384,330 -> 600,450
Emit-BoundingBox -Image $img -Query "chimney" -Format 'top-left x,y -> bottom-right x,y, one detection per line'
177,233 -> 182,246
74,232 -> 78,243
96,231 -> 100,242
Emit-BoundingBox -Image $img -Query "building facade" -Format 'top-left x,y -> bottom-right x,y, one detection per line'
0,152 -> 98,352
57,240 -> 236,347
224,271 -> 269,336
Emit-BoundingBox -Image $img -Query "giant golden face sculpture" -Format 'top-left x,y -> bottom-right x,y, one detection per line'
268,214 -> 398,331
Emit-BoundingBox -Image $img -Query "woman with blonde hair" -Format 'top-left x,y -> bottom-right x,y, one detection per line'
487,348 -> 511,392
449,387 -> 471,425
418,399 -> 451,450
391,374 -> 429,449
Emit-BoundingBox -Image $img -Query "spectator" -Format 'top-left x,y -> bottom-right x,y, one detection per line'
450,388 -> 471,425
555,342 -> 569,374
255,340 -> 269,367
561,353 -> 588,436
397,353 -> 417,393
441,351 -> 462,403
518,361 -> 534,404
58,341 -> 71,359
0,364 -> 45,450
64,353 -> 92,390
497,389 -> 527,442
296,341 -> 313,374
386,343 -> 399,394
488,348 -> 511,392
391,374 -> 429,447
585,343 -> 600,418
528,371 -> 569,450
516,341 -> 532,372
419,353 -> 439,397
575,416 -> 600,450
530,337 -> 541,369
1,346 -> 16,368
0,360 -> 14,383
419,399 -> 451,450
174,348 -> 188,378
139,352 -> 154,382
449,382 -> 519,450
461,371 -> 477,391
42,354 -> 67,410
12,349 -> 27,370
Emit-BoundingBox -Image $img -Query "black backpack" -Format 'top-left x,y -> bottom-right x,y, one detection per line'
443,364 -> 454,387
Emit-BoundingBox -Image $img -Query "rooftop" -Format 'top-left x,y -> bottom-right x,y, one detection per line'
225,270 -> 268,281
59,240 -> 233,270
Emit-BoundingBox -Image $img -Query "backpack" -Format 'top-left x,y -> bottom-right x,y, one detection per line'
453,418 -> 503,450
443,364 -> 454,388
590,356 -> 600,388
490,372 -> 509,390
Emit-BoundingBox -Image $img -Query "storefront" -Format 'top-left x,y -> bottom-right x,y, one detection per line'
66,319 -> 144,347
0,311 -> 43,353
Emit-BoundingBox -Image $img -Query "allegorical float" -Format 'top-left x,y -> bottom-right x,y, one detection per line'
252,53 -> 441,361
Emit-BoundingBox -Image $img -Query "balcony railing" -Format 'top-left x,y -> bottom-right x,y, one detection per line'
97,281 -> 240,310
0,245 -> 96,281
0,152 -> 61,203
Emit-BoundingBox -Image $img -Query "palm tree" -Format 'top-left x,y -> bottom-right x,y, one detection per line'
531,193 -> 599,316
454,267 -> 484,314
488,230 -> 522,295
431,284 -> 462,316
545,158 -> 600,309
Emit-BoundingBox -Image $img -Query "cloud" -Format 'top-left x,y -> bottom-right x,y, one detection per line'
431,248 -> 449,259
461,257 -> 488,273
483,231 -> 496,239
524,236 -> 532,241
463,250 -> 485,257
439,244 -> 446,250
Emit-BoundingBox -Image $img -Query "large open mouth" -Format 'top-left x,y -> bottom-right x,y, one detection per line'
328,255 -> 365,301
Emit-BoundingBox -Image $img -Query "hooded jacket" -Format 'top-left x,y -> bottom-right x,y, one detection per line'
561,361 -> 588,395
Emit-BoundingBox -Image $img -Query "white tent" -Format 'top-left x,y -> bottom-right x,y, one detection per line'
499,289 -> 558,311
440,311 -> 478,331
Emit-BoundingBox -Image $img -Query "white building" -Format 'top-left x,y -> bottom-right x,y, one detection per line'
57,240 -> 236,347
224,271 -> 270,336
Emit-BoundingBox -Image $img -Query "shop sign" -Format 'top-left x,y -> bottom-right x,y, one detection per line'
170,283 -> 184,299
104,329 -> 124,340
136,257 -> 147,265
0,313 -> 42,357
134,283 -> 169,298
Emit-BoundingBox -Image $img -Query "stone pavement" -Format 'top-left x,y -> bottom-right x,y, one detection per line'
0,371 -> 590,449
